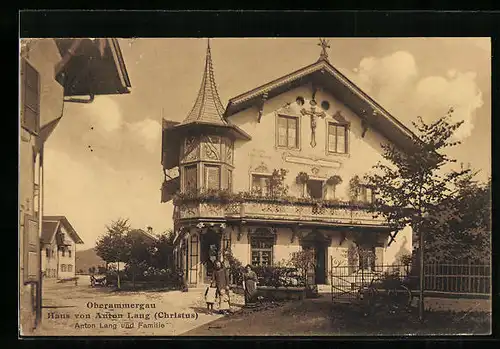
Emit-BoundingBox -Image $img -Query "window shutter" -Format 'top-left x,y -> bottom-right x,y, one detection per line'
20,59 -> 40,135
24,215 -> 39,283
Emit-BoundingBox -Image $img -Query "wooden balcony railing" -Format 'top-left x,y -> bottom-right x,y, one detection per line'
176,198 -> 387,226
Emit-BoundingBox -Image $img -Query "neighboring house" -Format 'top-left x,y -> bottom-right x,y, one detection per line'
40,216 -> 84,279
19,38 -> 131,333
162,39 -> 418,287
128,226 -> 158,245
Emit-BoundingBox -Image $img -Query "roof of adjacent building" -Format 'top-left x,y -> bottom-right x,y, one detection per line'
41,216 -> 84,245
54,38 -> 132,96
128,229 -> 158,244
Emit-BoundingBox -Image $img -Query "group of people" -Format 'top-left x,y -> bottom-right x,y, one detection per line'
204,261 -> 259,314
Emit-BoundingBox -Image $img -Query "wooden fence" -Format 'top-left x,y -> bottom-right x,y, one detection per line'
423,262 -> 490,296
330,259 -> 491,299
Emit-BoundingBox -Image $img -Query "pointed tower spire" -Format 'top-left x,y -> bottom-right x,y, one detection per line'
183,38 -> 227,125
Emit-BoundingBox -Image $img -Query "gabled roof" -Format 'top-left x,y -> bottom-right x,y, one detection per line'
224,57 -> 421,154
41,216 -> 84,244
128,229 -> 158,244
41,221 -> 60,245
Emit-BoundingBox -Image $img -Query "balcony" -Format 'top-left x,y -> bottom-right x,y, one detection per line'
174,194 -> 387,227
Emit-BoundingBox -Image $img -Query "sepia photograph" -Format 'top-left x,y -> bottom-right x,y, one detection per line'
19,37 -> 491,337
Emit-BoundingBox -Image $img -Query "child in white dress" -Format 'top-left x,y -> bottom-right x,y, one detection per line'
218,288 -> 231,314
204,281 -> 217,314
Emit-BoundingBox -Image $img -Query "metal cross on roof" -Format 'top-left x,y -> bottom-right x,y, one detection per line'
318,38 -> 330,61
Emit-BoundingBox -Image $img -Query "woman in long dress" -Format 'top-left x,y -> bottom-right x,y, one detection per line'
243,264 -> 258,308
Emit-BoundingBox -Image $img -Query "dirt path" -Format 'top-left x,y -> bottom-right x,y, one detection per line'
32,278 -> 245,336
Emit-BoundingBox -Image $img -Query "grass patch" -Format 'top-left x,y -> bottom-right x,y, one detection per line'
330,302 -> 491,335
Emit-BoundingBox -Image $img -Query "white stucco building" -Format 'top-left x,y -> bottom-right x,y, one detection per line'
162,40 -> 415,287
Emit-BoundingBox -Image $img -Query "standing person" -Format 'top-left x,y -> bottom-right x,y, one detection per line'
243,264 -> 258,308
212,260 -> 230,313
204,281 -> 217,315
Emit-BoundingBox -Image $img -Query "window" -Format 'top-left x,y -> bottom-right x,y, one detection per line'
358,185 -> 374,203
68,249 -> 72,258
251,236 -> 274,266
67,264 -> 73,272
277,115 -> 299,148
327,123 -> 348,154
60,264 -> 67,272
45,248 -> 50,258
251,174 -> 271,196
21,59 -> 40,135
204,165 -> 221,190
189,234 -> 199,284
61,249 -> 66,257
358,247 -> 375,270
184,165 -> 197,192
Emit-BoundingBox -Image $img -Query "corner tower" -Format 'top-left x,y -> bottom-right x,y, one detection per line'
161,39 -> 250,203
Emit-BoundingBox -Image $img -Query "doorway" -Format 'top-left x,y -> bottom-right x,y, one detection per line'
200,229 -> 221,284
306,179 -> 324,199
302,233 -> 328,285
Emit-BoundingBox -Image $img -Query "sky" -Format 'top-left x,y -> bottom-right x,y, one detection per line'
42,38 -> 491,250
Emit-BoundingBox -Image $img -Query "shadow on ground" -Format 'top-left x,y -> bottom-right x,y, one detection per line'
183,296 -> 491,336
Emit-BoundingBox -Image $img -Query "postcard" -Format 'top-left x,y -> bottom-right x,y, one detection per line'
19,37 -> 492,337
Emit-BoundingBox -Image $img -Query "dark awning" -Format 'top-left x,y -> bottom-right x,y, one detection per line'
162,120 -> 181,170
54,38 -> 131,96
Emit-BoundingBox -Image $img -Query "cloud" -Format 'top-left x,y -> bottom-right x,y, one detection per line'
346,51 -> 483,141
127,118 -> 162,153
350,51 -> 418,107
81,96 -> 124,133
43,147 -> 173,249
414,71 -> 483,140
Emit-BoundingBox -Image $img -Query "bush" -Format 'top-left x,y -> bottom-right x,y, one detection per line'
253,266 -> 305,287
374,271 -> 404,290
224,249 -> 245,285
123,266 -> 185,289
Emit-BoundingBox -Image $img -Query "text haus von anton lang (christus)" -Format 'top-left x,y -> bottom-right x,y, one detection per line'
162,39 -> 416,287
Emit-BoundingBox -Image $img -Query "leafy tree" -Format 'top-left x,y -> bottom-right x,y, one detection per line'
150,230 -> 175,271
95,218 -> 131,289
364,110 -> 472,261
125,229 -> 153,288
425,175 -> 491,263
289,249 -> 316,287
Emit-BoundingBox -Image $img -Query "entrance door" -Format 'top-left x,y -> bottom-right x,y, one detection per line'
200,229 -> 220,284
303,242 -> 327,285
314,243 -> 326,284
